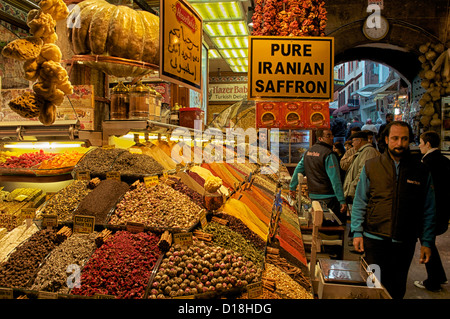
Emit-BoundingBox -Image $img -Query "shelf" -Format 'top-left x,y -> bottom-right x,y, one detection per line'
0,174 -> 73,183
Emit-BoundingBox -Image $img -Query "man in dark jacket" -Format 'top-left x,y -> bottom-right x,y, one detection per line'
376,113 -> 394,153
351,121 -> 436,299
414,131 -> 450,292
290,129 -> 347,225
331,112 -> 347,144
345,116 -> 363,140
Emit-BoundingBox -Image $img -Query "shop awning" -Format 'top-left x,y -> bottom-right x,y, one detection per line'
350,84 -> 384,98
372,78 -> 400,95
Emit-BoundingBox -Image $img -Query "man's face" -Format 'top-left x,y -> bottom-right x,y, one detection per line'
386,125 -> 410,159
320,130 -> 334,145
418,138 -> 430,155
386,114 -> 394,123
352,138 -> 364,150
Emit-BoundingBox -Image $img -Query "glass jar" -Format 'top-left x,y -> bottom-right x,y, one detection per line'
148,87 -> 157,120
129,81 -> 150,120
154,91 -> 162,121
110,81 -> 129,120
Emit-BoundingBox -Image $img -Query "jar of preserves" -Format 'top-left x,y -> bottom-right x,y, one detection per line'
110,81 -> 129,120
129,81 -> 150,120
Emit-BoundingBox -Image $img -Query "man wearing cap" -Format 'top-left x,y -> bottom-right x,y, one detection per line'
290,129 -> 347,226
361,118 -> 378,134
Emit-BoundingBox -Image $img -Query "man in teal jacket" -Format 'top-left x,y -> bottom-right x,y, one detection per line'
290,129 -> 347,226
351,121 -> 436,299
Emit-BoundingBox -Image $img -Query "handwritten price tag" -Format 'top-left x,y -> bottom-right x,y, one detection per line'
73,215 -> 95,234
106,171 -> 121,181
144,175 -> 159,188
247,281 -> 263,298
173,232 -> 193,247
76,171 -> 91,181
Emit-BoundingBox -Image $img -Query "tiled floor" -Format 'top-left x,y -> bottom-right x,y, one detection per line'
342,222 -> 450,299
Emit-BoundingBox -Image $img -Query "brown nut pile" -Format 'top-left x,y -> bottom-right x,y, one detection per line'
109,182 -> 203,230
0,229 -> 59,289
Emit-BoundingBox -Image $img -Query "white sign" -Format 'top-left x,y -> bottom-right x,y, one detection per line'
208,83 -> 248,102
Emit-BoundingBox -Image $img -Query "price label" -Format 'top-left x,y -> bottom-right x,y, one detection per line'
21,208 -> 36,220
42,214 -> 58,228
129,147 -> 143,154
38,291 -> 58,299
199,210 -> 207,229
73,215 -> 95,234
102,144 -> 115,149
247,281 -> 263,298
106,171 -> 121,181
77,171 -> 91,181
126,221 -> 145,233
173,232 -> 193,247
0,288 -> 13,299
144,175 -> 159,188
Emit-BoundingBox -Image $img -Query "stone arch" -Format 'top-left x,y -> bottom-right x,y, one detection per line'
327,19 -> 444,84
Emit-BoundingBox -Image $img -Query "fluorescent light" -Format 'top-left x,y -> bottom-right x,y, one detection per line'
4,142 -> 84,149
205,24 -> 215,36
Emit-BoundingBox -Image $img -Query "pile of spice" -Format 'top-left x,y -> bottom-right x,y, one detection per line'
39,180 -> 92,222
73,179 -> 129,224
72,147 -> 126,177
203,222 -> 264,267
166,176 -> 205,209
31,232 -> 98,294
0,229 -> 60,288
263,263 -> 313,299
215,213 -> 266,251
109,182 -> 203,230
110,152 -> 164,176
70,231 -> 161,299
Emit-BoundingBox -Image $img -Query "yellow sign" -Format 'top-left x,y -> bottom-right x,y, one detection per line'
173,232 -> 193,246
160,0 -> 203,93
144,175 -> 159,188
248,36 -> 334,100
73,215 -> 95,234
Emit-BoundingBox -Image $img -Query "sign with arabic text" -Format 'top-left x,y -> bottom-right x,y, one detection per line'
160,0 -> 202,93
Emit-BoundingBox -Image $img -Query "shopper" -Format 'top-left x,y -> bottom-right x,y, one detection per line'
414,131 -> 450,292
343,131 -> 380,201
375,118 -> 383,133
345,116 -> 363,140
351,121 -> 436,299
340,127 -> 361,172
331,112 -> 347,144
344,140 -> 353,151
343,131 -> 380,247
376,113 -> 394,153
290,129 -> 347,226
333,141 -> 346,182
361,118 -> 377,134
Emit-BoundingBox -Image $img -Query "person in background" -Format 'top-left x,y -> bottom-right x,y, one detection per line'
361,118 -> 378,134
340,127 -> 361,172
342,131 -> 380,248
351,121 -> 436,299
344,140 -> 353,151
376,113 -> 394,153
375,118 -> 383,132
290,129 -> 348,226
414,131 -> 450,292
363,129 -> 377,149
331,112 -> 348,144
345,116 -> 363,140
333,141 -> 346,182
